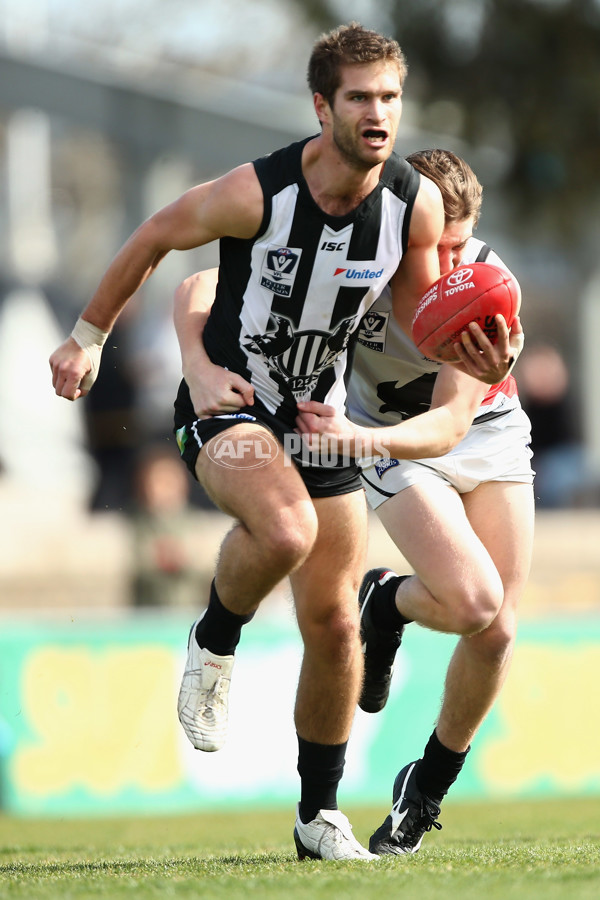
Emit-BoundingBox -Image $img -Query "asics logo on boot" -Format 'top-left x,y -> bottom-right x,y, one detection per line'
204,660 -> 223,670
390,804 -> 408,834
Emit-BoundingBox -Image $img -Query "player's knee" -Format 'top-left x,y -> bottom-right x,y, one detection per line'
262,505 -> 318,572
314,607 -> 361,662
476,611 -> 517,663
453,581 -> 504,636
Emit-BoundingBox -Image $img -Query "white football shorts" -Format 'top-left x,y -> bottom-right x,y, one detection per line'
360,406 -> 535,510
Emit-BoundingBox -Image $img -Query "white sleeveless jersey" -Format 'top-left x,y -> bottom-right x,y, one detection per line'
200,137 -> 420,430
347,237 -> 522,429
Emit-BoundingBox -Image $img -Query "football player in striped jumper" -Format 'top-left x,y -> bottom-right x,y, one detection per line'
295,150 -> 534,855
50,23 -> 452,860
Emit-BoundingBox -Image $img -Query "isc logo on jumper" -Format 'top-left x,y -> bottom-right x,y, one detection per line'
357,310 -> 389,352
261,246 -> 302,297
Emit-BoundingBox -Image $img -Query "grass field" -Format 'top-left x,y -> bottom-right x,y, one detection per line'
0,797 -> 598,899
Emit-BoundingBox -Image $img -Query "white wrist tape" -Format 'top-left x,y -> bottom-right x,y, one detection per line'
506,331 -> 525,376
70,316 -> 109,391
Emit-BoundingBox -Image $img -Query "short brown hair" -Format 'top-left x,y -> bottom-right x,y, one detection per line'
406,149 -> 483,226
307,22 -> 407,107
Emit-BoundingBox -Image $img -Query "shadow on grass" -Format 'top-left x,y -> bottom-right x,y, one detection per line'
0,852 -> 298,877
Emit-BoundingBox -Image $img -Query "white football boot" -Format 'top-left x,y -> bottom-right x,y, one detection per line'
294,807 -> 379,861
177,617 -> 234,752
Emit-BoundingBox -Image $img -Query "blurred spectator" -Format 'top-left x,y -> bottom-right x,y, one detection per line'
129,444 -> 205,608
128,308 -> 184,446
84,319 -> 139,512
517,342 -> 589,508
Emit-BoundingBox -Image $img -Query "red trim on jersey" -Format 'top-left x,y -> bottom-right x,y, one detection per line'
481,375 -> 517,406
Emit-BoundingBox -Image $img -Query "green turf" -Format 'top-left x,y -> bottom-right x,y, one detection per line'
0,797 -> 598,899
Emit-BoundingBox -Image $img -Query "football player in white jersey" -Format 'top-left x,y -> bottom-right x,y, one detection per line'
295,149 -> 534,855
173,150 -> 529,858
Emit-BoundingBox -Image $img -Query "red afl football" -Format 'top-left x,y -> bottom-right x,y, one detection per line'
412,262 -> 520,363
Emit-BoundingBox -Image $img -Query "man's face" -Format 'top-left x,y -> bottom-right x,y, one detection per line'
325,61 -> 403,170
437,218 -> 476,274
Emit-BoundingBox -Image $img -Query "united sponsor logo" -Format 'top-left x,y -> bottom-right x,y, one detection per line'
334,266 -> 384,280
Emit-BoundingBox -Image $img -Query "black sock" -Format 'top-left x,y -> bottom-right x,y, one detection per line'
194,580 -> 255,657
415,729 -> 470,805
370,573 -> 412,630
297,736 -> 347,824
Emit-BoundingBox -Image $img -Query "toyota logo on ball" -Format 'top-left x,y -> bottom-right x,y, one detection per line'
447,267 -> 473,286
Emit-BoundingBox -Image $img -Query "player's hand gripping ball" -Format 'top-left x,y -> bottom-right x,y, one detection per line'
412,262 -> 520,363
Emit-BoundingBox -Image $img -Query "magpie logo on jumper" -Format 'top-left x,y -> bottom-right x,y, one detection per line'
357,310 -> 389,353
260,245 -> 302,297
243,312 -> 357,401
334,266 -> 384,280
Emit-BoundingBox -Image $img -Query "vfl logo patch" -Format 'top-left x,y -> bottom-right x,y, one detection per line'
357,310 -> 389,353
260,246 -> 302,297
374,457 -> 400,479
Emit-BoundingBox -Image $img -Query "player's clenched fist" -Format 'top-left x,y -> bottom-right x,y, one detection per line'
49,337 -> 91,400
49,317 -> 109,400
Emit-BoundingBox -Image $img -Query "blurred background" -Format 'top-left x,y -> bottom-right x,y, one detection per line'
0,0 -> 599,817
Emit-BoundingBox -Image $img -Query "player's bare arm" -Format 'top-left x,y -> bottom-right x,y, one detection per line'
50,164 -> 263,400
453,310 -> 524,384
453,260 -> 524,384
388,173 -> 444,329
174,270 -> 254,418
296,365 -> 485,459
